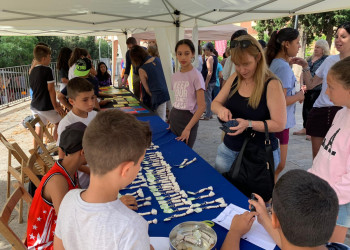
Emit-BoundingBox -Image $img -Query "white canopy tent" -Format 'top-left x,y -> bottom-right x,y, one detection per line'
1,0 -> 349,102
1,0 -> 349,35
132,24 -> 245,41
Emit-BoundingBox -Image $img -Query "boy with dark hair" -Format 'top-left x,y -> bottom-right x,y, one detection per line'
222,169 -> 349,250
57,77 -> 97,187
54,109 -> 153,250
26,122 -> 86,249
29,45 -> 64,149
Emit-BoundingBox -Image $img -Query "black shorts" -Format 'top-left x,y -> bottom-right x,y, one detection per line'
306,106 -> 342,137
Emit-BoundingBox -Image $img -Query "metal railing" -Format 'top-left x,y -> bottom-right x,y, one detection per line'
0,60 -> 99,110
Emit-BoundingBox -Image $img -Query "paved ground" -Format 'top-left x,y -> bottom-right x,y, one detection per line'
0,100 -> 348,248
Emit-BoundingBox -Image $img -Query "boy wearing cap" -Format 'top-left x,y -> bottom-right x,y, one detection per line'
57,77 -> 97,187
201,42 -> 217,120
58,58 -> 109,110
26,122 -> 86,250
54,109 -> 153,250
29,45 -> 64,148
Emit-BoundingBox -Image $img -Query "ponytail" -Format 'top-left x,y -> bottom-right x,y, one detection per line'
266,28 -> 299,66
266,31 -> 280,66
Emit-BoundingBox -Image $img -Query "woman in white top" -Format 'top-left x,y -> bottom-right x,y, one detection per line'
291,22 -> 350,158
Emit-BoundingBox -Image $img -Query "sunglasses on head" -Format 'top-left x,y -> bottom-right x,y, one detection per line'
230,40 -> 260,52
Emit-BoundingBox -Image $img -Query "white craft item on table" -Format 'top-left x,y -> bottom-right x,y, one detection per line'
195,197 -> 226,207
164,188 -> 180,194
202,203 -> 227,210
171,199 -> 182,204
187,186 -> 213,195
136,196 -> 152,203
173,202 -> 187,208
163,208 -> 194,222
180,190 -> 188,198
173,206 -> 191,212
148,218 -> 158,224
131,178 -> 146,185
179,157 -> 197,168
138,201 -> 152,208
128,183 -> 147,189
169,193 -> 181,198
175,158 -> 188,167
189,191 -> 215,201
168,194 -> 182,201
125,188 -> 144,198
139,209 -> 158,216
172,199 -> 192,207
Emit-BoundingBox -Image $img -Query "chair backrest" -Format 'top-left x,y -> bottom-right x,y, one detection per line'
25,115 -> 55,155
0,182 -> 31,250
0,133 -> 29,165
23,152 -> 42,187
0,133 -> 49,184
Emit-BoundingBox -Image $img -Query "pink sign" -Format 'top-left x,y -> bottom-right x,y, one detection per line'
215,40 -> 227,56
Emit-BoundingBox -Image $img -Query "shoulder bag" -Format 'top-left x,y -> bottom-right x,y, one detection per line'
223,121 -> 275,201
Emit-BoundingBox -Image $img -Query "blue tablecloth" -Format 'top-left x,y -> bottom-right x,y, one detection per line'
132,115 -> 270,249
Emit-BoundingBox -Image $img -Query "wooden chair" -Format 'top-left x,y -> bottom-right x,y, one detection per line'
0,133 -> 50,223
45,122 -> 56,145
0,182 -> 31,250
25,115 -> 58,156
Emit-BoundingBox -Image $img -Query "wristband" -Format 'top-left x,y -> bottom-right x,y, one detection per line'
302,66 -> 310,73
248,120 -> 252,128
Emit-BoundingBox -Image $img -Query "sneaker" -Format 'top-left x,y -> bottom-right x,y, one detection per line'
199,115 -> 213,120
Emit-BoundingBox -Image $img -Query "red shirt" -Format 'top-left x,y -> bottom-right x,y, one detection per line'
26,161 -> 78,249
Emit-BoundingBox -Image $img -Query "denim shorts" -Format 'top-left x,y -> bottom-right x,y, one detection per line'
214,142 -> 280,174
337,203 -> 350,228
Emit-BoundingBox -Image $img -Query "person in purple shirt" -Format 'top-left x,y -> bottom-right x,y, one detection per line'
96,62 -> 111,87
169,39 -> 206,148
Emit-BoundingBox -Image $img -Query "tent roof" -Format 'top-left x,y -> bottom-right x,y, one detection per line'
0,0 -> 349,36
132,24 -> 246,41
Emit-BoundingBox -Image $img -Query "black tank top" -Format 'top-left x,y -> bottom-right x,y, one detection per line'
201,55 -> 218,83
223,77 -> 278,152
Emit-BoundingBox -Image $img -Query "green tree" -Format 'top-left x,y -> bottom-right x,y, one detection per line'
254,10 -> 350,47
297,9 -> 350,47
64,36 -> 80,49
254,17 -> 292,40
0,36 -> 38,67
99,39 -> 112,58
0,36 -> 112,68
80,36 -> 98,59
36,36 -> 66,61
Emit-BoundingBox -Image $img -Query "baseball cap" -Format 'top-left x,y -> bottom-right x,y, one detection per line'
74,58 -> 92,77
203,42 -> 214,51
59,122 -> 87,155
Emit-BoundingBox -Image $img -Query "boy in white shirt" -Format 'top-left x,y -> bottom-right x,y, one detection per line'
57,77 -> 97,188
54,109 -> 153,250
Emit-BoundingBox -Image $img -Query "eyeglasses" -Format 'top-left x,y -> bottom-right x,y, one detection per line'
230,40 -> 260,52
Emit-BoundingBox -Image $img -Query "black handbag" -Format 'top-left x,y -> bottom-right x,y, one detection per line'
223,121 -> 275,201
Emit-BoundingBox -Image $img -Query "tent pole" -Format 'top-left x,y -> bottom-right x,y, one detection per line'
192,19 -> 199,69
174,10 -> 180,70
294,15 -> 299,29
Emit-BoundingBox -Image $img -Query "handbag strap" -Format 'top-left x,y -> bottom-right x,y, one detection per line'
231,132 -> 251,179
263,120 -> 275,176
263,120 -> 270,145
